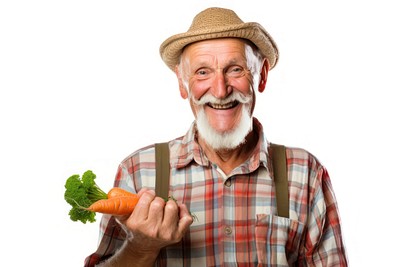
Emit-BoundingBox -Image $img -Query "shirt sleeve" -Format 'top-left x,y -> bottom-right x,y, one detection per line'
299,166 -> 348,266
83,215 -> 127,267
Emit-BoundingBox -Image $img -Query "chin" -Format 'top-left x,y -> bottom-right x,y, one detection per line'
196,106 -> 253,150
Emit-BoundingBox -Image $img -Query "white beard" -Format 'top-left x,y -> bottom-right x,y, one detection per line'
193,92 -> 253,150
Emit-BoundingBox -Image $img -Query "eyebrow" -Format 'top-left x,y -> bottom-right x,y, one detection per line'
191,58 -> 246,70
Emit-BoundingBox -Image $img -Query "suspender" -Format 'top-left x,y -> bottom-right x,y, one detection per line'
155,142 -> 289,218
269,143 -> 289,218
155,142 -> 170,200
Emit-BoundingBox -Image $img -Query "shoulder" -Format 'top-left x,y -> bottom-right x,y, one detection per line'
120,143 -> 156,167
119,135 -> 186,168
284,145 -> 322,168
278,144 -> 327,182
283,145 -> 331,188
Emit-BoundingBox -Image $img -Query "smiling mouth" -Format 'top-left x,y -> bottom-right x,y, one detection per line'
207,100 -> 240,110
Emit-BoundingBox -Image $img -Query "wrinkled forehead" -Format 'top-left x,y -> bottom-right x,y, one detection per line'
180,38 -> 250,67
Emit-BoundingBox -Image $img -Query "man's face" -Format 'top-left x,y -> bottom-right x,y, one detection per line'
178,38 -> 256,150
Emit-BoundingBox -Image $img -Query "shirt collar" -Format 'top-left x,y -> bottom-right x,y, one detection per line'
171,118 -> 270,172
171,121 -> 209,169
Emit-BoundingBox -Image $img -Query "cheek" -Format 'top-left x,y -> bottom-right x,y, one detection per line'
188,80 -> 209,100
234,79 -> 253,96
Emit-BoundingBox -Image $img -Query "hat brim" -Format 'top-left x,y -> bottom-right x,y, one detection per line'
160,22 -> 279,71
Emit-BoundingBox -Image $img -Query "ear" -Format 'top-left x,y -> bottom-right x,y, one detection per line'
258,59 -> 269,93
175,65 -> 188,99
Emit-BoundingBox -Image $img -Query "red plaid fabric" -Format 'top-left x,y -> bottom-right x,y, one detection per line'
84,118 -> 348,266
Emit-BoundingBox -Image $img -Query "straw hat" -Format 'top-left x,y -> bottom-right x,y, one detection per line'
160,7 -> 279,71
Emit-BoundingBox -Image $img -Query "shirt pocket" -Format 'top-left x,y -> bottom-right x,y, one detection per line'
255,214 -> 305,266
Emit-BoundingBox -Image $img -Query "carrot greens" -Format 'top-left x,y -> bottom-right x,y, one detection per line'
64,170 -> 107,223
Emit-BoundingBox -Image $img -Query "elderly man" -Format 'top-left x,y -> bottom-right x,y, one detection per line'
85,7 -> 348,267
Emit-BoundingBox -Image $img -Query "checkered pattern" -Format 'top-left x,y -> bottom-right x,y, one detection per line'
84,118 -> 347,266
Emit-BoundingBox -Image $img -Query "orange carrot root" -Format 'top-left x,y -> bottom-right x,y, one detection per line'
107,187 -> 136,199
87,196 -> 139,215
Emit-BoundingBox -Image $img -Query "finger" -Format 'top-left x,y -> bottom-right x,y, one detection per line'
147,196 -> 166,224
137,188 -> 154,198
118,189 -> 154,222
162,199 -> 180,227
131,191 -> 156,221
177,203 -> 194,234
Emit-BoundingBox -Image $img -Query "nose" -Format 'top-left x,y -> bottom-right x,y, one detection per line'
210,70 -> 231,99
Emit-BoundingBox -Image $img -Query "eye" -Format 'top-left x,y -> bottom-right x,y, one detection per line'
195,68 -> 212,80
197,69 -> 208,75
226,65 -> 245,77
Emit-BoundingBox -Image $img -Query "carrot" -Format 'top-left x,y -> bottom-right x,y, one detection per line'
87,196 -> 139,215
107,187 -> 136,199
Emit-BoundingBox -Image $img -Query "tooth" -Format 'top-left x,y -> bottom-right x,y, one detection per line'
210,102 -> 234,109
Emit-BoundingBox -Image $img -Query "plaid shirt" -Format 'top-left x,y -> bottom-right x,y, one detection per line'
85,118 -> 348,266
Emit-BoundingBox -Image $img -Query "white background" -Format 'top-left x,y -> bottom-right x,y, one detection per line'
1,0 -> 399,266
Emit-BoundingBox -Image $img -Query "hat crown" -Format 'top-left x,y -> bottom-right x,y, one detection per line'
160,7 -> 279,71
189,7 -> 244,31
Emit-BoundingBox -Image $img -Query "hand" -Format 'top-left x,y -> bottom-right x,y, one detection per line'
116,188 -> 193,256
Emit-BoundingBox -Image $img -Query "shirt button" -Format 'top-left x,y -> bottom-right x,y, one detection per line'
224,179 -> 232,187
224,226 -> 232,236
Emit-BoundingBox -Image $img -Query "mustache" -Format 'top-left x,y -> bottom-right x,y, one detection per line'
191,91 -> 252,106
